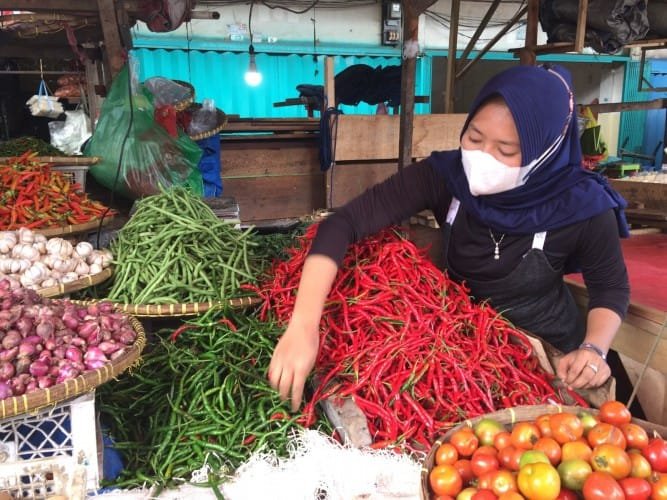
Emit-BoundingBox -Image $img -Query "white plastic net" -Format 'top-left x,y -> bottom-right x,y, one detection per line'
221,429 -> 422,500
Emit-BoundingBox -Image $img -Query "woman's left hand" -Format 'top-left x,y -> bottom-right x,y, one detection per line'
556,348 -> 611,389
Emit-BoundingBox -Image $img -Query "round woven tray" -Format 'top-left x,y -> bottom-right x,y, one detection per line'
420,404 -> 667,500
184,103 -> 228,141
0,315 -> 145,420
35,267 -> 113,298
35,216 -> 115,238
73,295 -> 262,317
172,80 -> 195,112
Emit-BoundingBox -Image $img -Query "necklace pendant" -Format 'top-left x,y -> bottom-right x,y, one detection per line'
494,244 -> 500,260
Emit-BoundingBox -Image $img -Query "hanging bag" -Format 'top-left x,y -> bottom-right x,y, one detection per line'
26,79 -> 64,119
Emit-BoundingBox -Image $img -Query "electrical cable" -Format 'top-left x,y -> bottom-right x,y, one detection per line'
260,0 -> 319,14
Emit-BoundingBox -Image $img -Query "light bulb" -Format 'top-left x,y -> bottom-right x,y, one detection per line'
244,52 -> 262,87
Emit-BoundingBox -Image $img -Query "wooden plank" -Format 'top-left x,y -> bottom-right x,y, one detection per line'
577,98 -> 666,114
0,0 -> 95,10
224,175 -> 325,222
398,3 -> 421,168
324,56 -> 336,208
221,139 -> 318,178
0,44 -> 75,59
520,0 -> 539,65
96,0 -> 125,78
574,0 -> 589,53
330,161 -> 400,207
610,179 -> 667,211
444,0 -> 460,114
335,114 -> 468,162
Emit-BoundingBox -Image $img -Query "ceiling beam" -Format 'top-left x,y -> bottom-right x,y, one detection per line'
0,0 -> 97,12
0,43 -> 76,59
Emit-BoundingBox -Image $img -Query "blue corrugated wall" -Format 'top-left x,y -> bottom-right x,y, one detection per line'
619,61 -> 649,157
132,48 -> 432,117
642,59 -> 667,169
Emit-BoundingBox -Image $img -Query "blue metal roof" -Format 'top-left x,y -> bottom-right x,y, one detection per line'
132,48 -> 432,117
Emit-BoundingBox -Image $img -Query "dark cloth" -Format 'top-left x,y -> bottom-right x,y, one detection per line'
429,65 -> 629,239
444,206 -> 585,353
309,159 -> 630,328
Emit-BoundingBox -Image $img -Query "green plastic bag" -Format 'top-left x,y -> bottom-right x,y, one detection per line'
84,66 -> 203,199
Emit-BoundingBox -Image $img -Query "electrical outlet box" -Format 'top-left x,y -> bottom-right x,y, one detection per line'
381,0 -> 401,46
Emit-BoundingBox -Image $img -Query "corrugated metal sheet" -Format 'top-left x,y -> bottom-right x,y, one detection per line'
643,60 -> 667,168
618,60 -> 649,155
132,48 -> 432,118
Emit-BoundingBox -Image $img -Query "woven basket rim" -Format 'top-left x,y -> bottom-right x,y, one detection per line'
33,215 -> 115,238
171,80 -> 196,112
71,296 -> 262,317
184,103 -> 228,141
419,404 -> 667,500
0,156 -> 100,165
0,315 -> 145,420
36,267 -> 113,298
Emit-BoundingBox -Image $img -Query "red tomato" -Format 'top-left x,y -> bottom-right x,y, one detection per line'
582,471 -> 625,500
590,444 -> 632,480
456,487 -> 478,500
511,422 -> 541,450
429,464 -> 463,497
471,452 -> 500,478
473,446 -> 499,458
451,429 -> 479,458
587,423 -> 627,449
618,476 -> 652,500
535,414 -> 553,438
642,438 -> 667,473
497,493 -> 523,500
533,437 -> 562,466
487,470 -> 518,496
454,459 -> 475,486
498,446 -> 522,472
649,472 -> 667,500
436,443 -> 460,465
476,471 -> 496,491
599,400 -> 633,426
561,440 -> 593,463
471,489 -> 497,500
621,423 -> 649,450
549,413 -> 584,445
493,431 -> 512,452
554,488 -> 578,500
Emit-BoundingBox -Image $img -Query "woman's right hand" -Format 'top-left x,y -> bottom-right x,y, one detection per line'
267,254 -> 339,412
268,320 -> 319,412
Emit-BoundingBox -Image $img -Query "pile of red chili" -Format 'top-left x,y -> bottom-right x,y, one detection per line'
0,152 -> 114,230
251,224 -> 584,452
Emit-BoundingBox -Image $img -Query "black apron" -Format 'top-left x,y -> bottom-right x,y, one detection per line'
443,198 -> 585,353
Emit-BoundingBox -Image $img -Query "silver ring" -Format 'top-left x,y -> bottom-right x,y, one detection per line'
586,363 -> 599,374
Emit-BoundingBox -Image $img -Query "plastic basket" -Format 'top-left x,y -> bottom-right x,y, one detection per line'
52,165 -> 89,191
0,391 -> 98,498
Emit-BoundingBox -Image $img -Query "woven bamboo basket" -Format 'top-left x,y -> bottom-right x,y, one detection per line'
34,216 -> 115,238
35,267 -> 113,298
420,404 -> 667,500
72,295 -> 262,317
184,103 -> 228,141
0,315 -> 145,420
0,156 -> 100,165
172,80 -> 196,112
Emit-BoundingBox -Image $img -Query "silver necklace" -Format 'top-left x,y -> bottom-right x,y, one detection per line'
488,228 -> 506,260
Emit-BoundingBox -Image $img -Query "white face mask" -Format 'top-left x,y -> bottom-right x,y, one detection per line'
461,148 -> 527,196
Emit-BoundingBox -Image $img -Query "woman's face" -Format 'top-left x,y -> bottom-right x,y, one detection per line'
460,98 -> 522,167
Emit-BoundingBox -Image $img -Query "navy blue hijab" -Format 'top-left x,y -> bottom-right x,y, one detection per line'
430,64 -> 629,237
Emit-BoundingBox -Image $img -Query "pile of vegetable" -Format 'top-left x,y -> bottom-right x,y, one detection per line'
98,310 -> 323,489
0,137 -> 65,157
0,152 -> 114,230
251,225 -> 577,452
106,187 -> 261,304
0,227 -> 112,291
0,280 -> 138,399
426,400 -> 667,500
